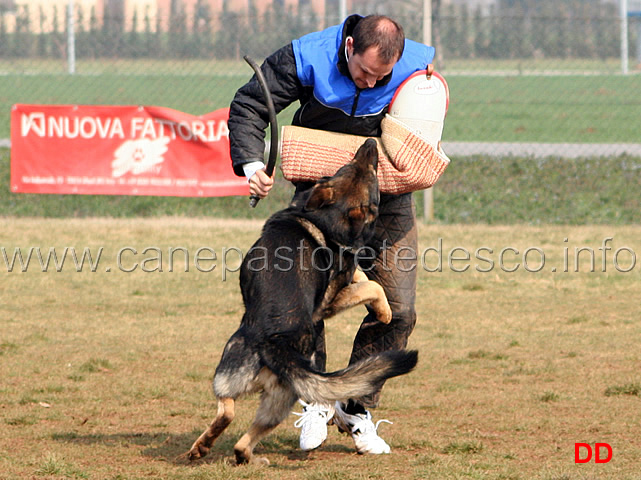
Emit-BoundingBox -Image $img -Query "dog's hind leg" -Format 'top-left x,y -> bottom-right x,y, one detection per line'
323,269 -> 392,324
233,371 -> 298,465
187,397 -> 235,461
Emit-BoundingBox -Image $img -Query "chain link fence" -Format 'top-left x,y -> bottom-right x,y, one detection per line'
1,0 -> 641,157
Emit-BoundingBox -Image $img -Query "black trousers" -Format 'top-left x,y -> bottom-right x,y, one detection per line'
295,185 -> 418,409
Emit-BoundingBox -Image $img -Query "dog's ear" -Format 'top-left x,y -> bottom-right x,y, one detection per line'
304,183 -> 336,211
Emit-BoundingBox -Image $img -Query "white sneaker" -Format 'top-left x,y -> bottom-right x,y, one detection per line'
293,400 -> 335,451
333,402 -> 392,454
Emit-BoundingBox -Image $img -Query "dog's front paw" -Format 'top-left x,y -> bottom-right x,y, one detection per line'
235,449 -> 270,466
187,443 -> 210,461
366,280 -> 391,324
375,300 -> 392,324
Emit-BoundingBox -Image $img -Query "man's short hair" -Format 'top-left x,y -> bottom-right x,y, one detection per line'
352,15 -> 405,64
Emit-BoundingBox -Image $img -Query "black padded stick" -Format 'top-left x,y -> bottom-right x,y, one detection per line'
243,55 -> 278,208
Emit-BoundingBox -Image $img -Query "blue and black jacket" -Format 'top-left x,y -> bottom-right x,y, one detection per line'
229,14 -> 435,177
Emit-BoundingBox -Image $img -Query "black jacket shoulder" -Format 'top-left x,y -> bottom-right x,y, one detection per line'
229,44 -> 303,177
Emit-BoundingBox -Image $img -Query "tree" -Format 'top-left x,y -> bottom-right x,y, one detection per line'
87,5 -> 100,58
102,0 -> 125,56
169,0 -> 188,58
13,4 -> 33,57
51,5 -> 65,58
473,5 -> 489,58
0,13 -> 7,57
143,4 -> 159,57
37,5 -> 47,57
192,0 -> 214,58
127,7 -> 143,58
215,1 -> 241,59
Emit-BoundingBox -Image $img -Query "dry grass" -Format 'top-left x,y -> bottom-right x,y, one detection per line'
1,218 -> 640,480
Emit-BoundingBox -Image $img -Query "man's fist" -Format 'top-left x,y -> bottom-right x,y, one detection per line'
249,168 -> 274,199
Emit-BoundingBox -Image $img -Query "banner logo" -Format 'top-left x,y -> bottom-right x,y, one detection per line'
112,137 -> 169,177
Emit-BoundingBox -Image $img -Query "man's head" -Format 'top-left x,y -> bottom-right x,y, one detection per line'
345,15 -> 405,89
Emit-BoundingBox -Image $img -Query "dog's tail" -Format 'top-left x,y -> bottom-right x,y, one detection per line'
264,347 -> 418,405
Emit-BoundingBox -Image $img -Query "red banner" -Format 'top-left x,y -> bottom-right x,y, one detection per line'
10,104 -> 249,197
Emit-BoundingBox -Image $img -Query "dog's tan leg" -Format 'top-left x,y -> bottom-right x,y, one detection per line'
187,397 -> 235,460
324,277 -> 392,323
233,374 -> 298,465
233,423 -> 278,466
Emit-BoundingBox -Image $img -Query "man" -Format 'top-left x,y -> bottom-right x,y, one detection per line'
228,14 -> 435,455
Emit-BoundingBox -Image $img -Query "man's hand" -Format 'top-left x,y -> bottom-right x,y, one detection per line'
249,168 -> 274,199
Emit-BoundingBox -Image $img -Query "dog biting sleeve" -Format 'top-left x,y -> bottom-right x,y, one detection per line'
280,115 -> 450,195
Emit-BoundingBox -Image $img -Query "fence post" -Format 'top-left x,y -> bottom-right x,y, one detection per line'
621,0 -> 629,74
637,21 -> 641,64
423,0 -> 434,222
67,0 -> 75,75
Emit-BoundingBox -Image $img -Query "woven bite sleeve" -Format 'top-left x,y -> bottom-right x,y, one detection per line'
279,115 -> 449,194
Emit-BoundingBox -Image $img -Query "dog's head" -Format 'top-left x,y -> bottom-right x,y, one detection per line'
303,138 -> 380,249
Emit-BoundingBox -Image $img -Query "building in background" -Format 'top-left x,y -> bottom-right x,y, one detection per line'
3,0 -> 338,32
1,0 -> 626,33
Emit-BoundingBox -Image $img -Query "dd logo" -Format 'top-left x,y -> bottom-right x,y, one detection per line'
575,443 -> 613,464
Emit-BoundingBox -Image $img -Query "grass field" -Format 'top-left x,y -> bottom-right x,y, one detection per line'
2,58 -> 641,143
0,57 -> 628,76
3,147 -> 640,224
2,56 -> 641,479
1,218 -> 640,480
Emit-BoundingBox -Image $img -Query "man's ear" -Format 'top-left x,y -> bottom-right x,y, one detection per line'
345,36 -> 354,57
304,183 -> 336,211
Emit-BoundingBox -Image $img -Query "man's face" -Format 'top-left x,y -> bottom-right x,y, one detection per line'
346,37 -> 397,89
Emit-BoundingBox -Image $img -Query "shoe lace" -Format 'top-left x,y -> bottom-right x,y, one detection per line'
352,413 -> 392,436
293,401 -> 332,429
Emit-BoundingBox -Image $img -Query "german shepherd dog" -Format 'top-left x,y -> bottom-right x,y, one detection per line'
186,139 -> 418,465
